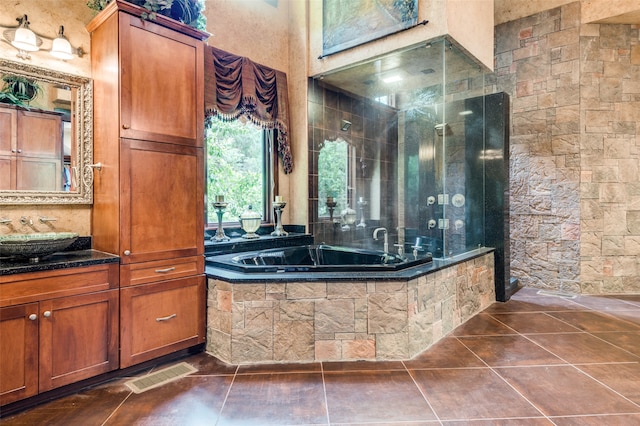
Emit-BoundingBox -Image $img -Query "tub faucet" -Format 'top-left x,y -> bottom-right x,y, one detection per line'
373,227 -> 388,253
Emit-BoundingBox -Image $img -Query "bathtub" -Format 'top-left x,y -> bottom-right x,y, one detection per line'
207,244 -> 433,273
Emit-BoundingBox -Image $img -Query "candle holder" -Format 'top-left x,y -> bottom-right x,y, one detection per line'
271,201 -> 288,236
212,201 -> 230,242
356,198 -> 367,228
326,200 -> 337,222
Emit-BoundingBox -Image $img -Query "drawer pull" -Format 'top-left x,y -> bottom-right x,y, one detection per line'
154,267 -> 176,274
29,314 -> 37,321
156,313 -> 177,322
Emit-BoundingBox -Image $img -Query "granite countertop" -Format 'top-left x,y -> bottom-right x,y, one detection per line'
205,247 -> 495,283
0,249 -> 120,276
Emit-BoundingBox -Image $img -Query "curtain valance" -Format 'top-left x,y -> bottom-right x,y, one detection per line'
204,46 -> 293,174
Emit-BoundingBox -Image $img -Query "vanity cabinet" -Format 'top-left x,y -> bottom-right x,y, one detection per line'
0,264 -> 119,406
88,0 -> 206,368
0,105 -> 63,191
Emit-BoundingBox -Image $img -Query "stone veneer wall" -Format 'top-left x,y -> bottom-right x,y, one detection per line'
206,252 -> 494,364
493,2 -> 640,294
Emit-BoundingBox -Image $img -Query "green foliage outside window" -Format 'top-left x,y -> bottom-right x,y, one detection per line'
318,139 -> 349,216
206,118 -> 264,225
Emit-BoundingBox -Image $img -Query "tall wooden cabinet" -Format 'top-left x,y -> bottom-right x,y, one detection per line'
87,0 -> 207,368
0,105 -> 63,191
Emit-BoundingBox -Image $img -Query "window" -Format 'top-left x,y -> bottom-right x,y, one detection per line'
205,116 -> 275,226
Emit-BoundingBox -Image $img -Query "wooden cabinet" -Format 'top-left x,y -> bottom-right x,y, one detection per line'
88,0 -> 207,368
0,264 -> 119,406
0,105 -> 63,191
120,276 -> 205,368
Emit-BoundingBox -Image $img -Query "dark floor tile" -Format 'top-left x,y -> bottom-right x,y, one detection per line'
324,370 -> 436,424
611,309 -> 640,326
486,289 -> 585,313
605,294 -> 640,307
526,333 -> 640,363
592,331 -> 640,356
496,365 -> 640,416
572,295 -> 640,311
105,375 -> 233,425
410,368 -> 540,420
547,311 -> 640,332
184,351 -> 238,375
452,314 -> 518,336
457,335 -> 565,367
403,337 -> 485,369
237,361 -> 321,375
1,378 -> 131,426
218,372 -> 327,425
443,419 -> 554,426
489,312 -> 581,334
322,359 -> 405,372
576,362 -> 640,404
551,413 -> 640,425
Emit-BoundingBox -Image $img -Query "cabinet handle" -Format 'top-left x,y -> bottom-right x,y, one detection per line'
29,314 -> 37,321
43,311 -> 51,318
17,149 -> 22,153
124,250 -> 131,256
155,313 -> 177,322
122,124 -> 130,129
154,267 -> 176,274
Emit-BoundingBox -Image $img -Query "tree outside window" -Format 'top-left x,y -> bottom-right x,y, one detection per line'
205,117 -> 266,225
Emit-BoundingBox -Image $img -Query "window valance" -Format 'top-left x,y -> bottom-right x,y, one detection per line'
204,46 -> 293,174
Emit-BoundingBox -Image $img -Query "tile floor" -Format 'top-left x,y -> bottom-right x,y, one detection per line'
2,287 -> 640,425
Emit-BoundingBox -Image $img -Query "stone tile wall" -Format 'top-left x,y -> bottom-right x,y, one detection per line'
206,252 -> 495,364
493,2 -> 640,294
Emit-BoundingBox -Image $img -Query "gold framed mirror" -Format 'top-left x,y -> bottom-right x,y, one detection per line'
0,59 -> 92,204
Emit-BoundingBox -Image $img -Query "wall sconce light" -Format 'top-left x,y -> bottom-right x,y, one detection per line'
341,120 -> 352,131
2,15 -> 83,61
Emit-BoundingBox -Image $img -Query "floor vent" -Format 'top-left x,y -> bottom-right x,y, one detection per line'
537,289 -> 578,299
125,362 -> 197,394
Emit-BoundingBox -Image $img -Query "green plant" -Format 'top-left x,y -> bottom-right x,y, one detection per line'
0,91 -> 31,109
87,0 -> 206,31
1,75 -> 42,104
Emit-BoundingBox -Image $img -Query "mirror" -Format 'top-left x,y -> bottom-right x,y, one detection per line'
0,59 -> 92,204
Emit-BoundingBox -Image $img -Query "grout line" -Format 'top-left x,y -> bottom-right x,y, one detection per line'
402,360 -> 444,425
214,364 -> 239,426
454,325 -> 556,424
319,362 -> 331,426
100,390 -> 134,426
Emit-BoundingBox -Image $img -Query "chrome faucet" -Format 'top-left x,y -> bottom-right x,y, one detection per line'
373,227 -> 388,253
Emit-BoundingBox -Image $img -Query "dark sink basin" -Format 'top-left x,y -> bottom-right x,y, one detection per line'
0,232 -> 79,262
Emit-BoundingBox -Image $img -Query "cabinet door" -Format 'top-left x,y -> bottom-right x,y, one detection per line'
119,139 -> 204,263
120,276 -> 205,368
38,290 -> 119,392
119,12 -> 203,147
0,303 -> 39,405
0,107 -> 17,190
0,106 -> 17,156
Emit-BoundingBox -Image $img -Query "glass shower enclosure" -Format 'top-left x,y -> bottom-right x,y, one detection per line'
308,36 -> 510,296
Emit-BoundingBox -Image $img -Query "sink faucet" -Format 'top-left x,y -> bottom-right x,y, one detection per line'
373,227 -> 388,253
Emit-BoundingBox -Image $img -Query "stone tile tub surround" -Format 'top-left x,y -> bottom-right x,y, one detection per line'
206,251 -> 495,364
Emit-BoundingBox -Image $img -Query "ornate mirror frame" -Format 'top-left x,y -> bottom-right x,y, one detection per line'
0,59 -> 93,204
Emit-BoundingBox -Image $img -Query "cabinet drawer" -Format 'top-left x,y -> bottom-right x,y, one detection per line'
0,263 -> 119,307
120,256 -> 203,287
120,276 -> 205,367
